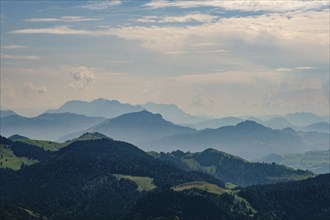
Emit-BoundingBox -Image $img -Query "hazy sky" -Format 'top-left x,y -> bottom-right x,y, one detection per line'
1,0 -> 329,117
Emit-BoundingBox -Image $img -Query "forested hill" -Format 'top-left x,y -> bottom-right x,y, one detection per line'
239,174 -> 330,220
155,149 -> 314,187
1,138 -> 223,220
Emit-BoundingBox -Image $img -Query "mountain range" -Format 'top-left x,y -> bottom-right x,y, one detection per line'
192,115 -> 329,132
1,103 -> 328,161
145,120 -> 329,160
45,99 -> 329,128
47,98 -> 144,119
46,98 -> 207,124
0,112 -> 105,141
88,110 -> 196,145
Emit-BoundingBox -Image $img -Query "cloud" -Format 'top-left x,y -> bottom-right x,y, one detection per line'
1,45 -> 29,49
0,15 -> 6,23
296,66 -> 315,70
262,77 -> 328,110
141,88 -> 154,94
10,25 -> 99,35
10,9 -> 329,49
69,66 -> 95,88
116,9 -> 328,52
1,53 -> 40,60
145,0 -> 329,12
25,16 -> 102,22
191,91 -> 215,107
135,13 -> 218,23
0,79 -> 16,100
25,82 -> 47,94
81,0 -> 121,10
275,68 -> 292,72
176,71 -> 282,85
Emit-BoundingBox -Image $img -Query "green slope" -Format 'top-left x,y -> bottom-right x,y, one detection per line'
114,174 -> 156,192
0,147 -> 38,170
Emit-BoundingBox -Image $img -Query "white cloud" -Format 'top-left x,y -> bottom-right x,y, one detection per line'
176,71 -> 282,85
145,0 -> 329,12
11,9 -> 329,54
25,82 -> 47,94
69,66 -> 95,88
1,53 -> 40,60
135,13 -> 218,23
191,90 -> 215,107
275,68 -> 292,72
112,9 -> 329,55
0,79 -> 16,100
262,76 -> 328,110
163,49 -> 227,55
81,0 -> 121,10
142,88 -> 154,94
10,25 -> 99,35
25,16 -> 102,22
1,45 -> 29,49
296,66 -> 315,70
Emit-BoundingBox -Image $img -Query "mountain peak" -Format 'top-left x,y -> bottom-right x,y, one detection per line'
91,98 -> 120,104
77,132 -> 109,140
236,120 -> 267,129
0,110 -> 17,118
110,110 -> 165,124
8,134 -> 29,141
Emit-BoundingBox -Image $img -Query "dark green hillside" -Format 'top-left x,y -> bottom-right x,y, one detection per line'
124,189 -> 255,220
156,148 -> 314,187
0,202 -> 43,220
239,174 -> 330,220
1,138 -> 223,220
124,174 -> 330,220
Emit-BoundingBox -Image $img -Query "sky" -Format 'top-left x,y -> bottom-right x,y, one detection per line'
0,0 -> 329,117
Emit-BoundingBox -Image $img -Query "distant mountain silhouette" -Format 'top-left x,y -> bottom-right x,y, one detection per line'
258,150 -> 330,174
191,117 -> 243,130
263,117 -> 293,129
0,110 -> 17,118
47,98 -> 144,118
284,112 -> 328,126
88,110 -> 196,145
47,99 -> 207,124
0,113 -> 106,141
297,122 -> 330,133
143,102 -> 207,124
145,120 -> 329,160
